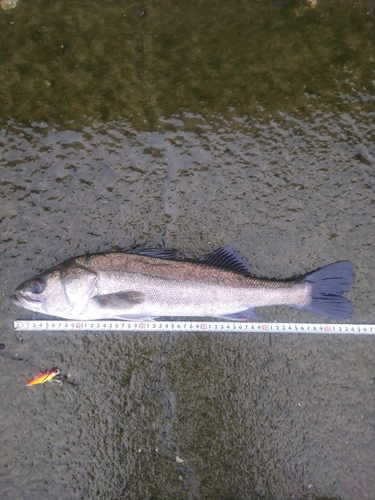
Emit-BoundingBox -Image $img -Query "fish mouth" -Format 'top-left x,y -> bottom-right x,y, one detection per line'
10,293 -> 41,308
10,294 -> 21,305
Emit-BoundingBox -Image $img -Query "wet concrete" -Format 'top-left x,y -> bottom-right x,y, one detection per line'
1,1 -> 375,499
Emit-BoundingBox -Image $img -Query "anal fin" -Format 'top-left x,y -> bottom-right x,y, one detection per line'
218,307 -> 258,322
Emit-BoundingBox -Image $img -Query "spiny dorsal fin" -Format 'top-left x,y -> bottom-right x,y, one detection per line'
125,248 -> 180,260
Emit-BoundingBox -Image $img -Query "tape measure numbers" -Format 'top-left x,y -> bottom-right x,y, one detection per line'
13,320 -> 375,334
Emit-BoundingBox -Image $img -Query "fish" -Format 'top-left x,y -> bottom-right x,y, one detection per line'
26,368 -> 61,386
10,246 -> 355,321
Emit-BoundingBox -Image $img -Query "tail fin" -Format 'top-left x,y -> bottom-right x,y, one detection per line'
299,261 -> 355,319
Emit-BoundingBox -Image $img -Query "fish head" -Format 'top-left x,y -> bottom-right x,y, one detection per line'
10,259 -> 99,318
10,266 -> 68,316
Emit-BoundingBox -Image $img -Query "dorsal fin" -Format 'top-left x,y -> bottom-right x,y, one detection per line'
125,248 -> 180,260
200,246 -> 252,275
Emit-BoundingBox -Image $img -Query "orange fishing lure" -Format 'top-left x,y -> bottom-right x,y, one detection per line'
26,368 -> 61,387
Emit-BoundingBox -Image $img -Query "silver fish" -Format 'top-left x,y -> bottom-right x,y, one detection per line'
10,246 -> 355,320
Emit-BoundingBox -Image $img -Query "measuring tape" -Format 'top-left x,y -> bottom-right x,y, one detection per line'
13,320 -> 375,334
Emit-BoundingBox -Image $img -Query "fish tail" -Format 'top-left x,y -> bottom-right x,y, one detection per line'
299,261 -> 355,319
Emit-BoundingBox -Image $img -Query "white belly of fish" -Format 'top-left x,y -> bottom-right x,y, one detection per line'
75,278 -> 311,320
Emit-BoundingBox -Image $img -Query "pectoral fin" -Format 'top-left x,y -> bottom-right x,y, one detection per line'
92,291 -> 145,310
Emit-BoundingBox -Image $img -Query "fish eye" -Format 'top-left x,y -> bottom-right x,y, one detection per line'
30,278 -> 45,294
